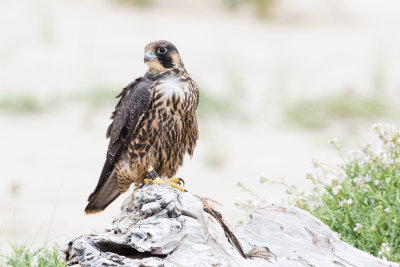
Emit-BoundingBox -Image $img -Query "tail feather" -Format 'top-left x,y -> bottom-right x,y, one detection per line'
85,170 -> 121,214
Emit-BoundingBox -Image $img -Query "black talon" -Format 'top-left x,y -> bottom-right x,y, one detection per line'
147,170 -> 159,180
178,177 -> 185,187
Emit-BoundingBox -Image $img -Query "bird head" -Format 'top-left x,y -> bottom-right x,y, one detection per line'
144,40 -> 182,73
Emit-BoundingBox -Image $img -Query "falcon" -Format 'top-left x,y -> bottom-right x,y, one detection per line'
85,40 -> 199,214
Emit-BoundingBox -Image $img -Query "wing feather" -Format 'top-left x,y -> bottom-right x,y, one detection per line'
88,77 -> 153,201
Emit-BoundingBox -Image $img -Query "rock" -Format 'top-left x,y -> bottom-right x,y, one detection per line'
61,185 -> 398,267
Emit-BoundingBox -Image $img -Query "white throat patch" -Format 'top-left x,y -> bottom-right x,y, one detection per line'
160,77 -> 188,98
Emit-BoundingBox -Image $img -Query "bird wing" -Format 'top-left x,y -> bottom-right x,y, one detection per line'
88,77 -> 153,201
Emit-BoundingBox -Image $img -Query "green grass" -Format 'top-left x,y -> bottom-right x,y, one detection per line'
73,86 -> 118,109
110,0 -> 275,16
202,143 -> 227,168
285,92 -> 389,129
203,151 -> 226,168
0,86 -> 118,115
77,86 -> 237,118
0,94 -> 47,114
112,0 -> 154,7
197,89 -> 234,119
222,0 -> 276,17
0,86 -> 235,118
1,244 -> 66,267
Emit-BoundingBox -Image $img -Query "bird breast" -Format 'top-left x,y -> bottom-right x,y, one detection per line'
159,77 -> 189,99
154,76 -> 194,114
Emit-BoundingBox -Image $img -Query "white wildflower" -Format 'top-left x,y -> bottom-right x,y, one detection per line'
259,176 -> 269,183
377,242 -> 391,260
362,155 -> 371,164
361,142 -> 372,153
332,185 -> 342,196
353,223 -> 362,233
372,123 -> 383,130
285,185 -> 297,195
328,138 -> 340,148
353,177 -> 362,186
311,157 -> 320,168
306,171 -> 320,185
328,138 -> 339,145
327,173 -> 342,184
384,207 -> 391,213
246,199 -> 257,207
339,199 -> 353,207
315,201 -> 323,207
348,149 -> 363,163
363,175 -> 372,182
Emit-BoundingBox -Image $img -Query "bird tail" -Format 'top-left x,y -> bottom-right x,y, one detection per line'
85,169 -> 121,214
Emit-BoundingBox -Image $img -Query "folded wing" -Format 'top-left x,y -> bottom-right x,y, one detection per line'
85,77 -> 153,213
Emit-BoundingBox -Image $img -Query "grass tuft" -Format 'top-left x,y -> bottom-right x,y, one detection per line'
285,92 -> 389,128
112,0 -> 154,7
0,87 -> 118,116
0,95 -> 46,114
197,89 -> 234,119
1,244 -> 66,267
202,144 -> 227,168
0,86 -> 236,118
73,86 -> 118,109
222,0 -> 276,17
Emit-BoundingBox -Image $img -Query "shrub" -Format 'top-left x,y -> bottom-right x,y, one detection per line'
295,123 -> 400,261
236,123 -> 400,261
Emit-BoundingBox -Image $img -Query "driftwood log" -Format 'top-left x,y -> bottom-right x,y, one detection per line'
61,185 -> 398,267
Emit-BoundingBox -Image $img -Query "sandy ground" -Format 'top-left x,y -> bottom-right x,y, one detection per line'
1,0 -> 400,253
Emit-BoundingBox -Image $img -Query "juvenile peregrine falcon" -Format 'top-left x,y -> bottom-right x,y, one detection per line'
85,40 -> 199,214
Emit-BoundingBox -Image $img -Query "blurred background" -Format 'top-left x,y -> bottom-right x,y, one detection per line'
1,0 -> 400,253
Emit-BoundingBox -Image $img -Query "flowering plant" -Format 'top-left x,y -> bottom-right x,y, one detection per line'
295,123 -> 400,261
236,124 -> 400,261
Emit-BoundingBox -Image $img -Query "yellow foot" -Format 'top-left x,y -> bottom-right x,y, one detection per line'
144,177 -> 185,192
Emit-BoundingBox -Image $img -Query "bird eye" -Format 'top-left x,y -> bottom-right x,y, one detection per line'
157,47 -> 168,54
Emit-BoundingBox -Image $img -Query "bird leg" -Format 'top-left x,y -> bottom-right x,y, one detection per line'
144,168 -> 186,192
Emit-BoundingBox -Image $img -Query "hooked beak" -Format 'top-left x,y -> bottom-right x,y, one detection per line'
144,50 -> 157,62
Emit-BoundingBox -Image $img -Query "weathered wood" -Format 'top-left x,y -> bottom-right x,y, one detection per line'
236,203 -> 398,267
61,185 -> 398,267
